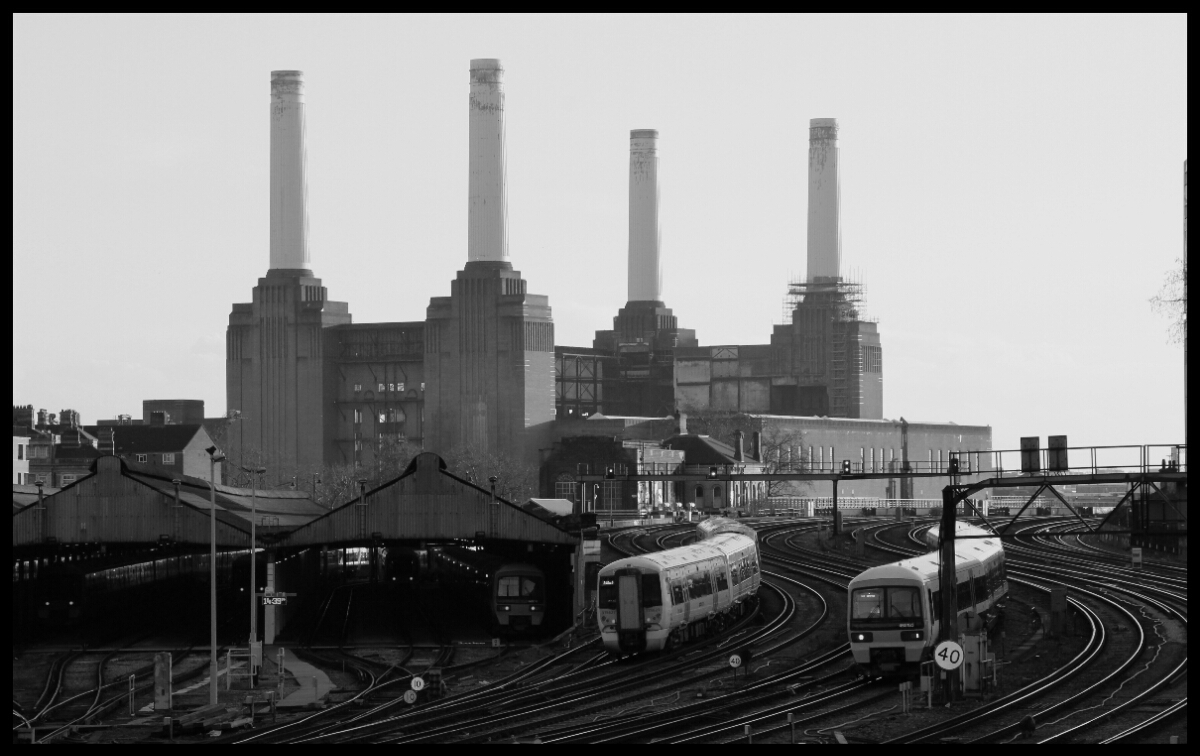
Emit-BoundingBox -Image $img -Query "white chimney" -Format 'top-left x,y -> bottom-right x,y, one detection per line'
807,118 -> 840,282
269,70 -> 311,271
468,59 -> 508,263
628,129 -> 662,302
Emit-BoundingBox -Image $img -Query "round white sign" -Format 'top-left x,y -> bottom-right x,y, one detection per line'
411,676 -> 425,692
934,640 -> 964,671
728,653 -> 743,669
403,689 -> 418,705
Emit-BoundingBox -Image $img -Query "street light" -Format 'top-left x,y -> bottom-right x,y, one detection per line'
240,466 -> 267,655
205,445 -> 226,706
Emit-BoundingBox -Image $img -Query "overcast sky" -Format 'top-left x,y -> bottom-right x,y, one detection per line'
13,14 -> 1187,452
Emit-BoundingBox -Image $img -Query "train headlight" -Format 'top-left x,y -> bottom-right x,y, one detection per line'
901,630 -> 924,641
68,601 -> 74,606
530,606 -> 540,612
851,632 -> 873,643
500,605 -> 510,612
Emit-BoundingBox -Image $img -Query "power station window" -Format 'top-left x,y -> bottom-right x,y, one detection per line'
161,453 -> 175,464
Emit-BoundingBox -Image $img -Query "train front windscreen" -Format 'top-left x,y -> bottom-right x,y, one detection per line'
850,586 -> 922,626
497,574 -> 543,602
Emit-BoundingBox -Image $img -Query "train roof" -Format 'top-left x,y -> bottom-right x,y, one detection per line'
696,516 -> 755,539
925,521 -> 995,542
851,536 -> 1003,587
601,533 -> 755,574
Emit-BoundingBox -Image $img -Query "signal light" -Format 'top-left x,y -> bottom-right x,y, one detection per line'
841,460 -> 852,474
948,458 -> 960,474
605,466 -> 616,480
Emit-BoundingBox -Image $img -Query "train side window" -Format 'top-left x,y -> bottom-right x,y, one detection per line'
957,579 -> 971,607
730,563 -> 740,585
750,558 -> 759,575
642,574 -> 663,608
672,582 -> 685,605
974,576 -> 987,602
716,568 -> 729,592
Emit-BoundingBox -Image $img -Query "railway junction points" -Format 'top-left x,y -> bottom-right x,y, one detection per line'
11,442 -> 1186,744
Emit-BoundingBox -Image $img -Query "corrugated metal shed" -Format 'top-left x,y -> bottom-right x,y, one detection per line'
13,456 -> 325,548
284,453 -> 578,546
13,484 -> 60,513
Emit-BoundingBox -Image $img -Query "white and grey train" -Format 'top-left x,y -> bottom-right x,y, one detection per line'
598,518 -> 760,654
847,522 -> 1007,676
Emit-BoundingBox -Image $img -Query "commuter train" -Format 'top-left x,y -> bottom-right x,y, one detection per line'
847,523 -> 1007,677
598,532 -> 760,654
20,550 -> 247,629
696,515 -> 758,546
429,545 -> 546,633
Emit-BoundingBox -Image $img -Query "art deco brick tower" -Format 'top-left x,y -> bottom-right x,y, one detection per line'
593,129 -> 696,416
226,71 -> 351,477
424,59 -> 555,460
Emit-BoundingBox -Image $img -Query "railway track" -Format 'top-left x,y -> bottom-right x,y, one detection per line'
859,517 -> 1188,744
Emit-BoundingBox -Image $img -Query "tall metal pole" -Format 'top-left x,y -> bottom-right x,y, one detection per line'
208,453 -> 220,705
250,470 -> 258,646
938,485 -> 960,701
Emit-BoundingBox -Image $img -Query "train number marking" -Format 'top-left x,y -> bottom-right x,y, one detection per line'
411,676 -> 426,692
934,640 -> 964,671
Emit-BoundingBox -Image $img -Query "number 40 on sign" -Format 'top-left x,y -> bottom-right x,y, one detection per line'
934,640 -> 963,671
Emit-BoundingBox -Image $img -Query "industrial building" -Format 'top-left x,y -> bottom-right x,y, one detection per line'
221,63 -> 989,494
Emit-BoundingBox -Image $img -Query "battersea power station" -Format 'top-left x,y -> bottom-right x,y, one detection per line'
225,62 -> 989,501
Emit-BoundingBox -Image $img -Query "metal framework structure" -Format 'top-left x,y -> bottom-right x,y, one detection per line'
931,444 -> 1186,701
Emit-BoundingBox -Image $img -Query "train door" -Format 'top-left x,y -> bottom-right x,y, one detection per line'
615,569 -> 646,653
714,558 -> 731,611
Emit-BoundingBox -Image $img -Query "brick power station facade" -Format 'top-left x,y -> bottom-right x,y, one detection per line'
225,64 -> 990,487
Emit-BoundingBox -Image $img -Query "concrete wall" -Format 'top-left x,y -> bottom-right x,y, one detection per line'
752,415 -> 991,500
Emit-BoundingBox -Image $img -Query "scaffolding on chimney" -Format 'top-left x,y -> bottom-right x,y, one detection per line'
781,276 -> 873,418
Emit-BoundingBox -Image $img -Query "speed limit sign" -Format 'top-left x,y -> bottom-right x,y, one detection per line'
403,689 -> 418,705
728,653 -> 743,669
411,676 -> 425,692
934,640 -> 963,671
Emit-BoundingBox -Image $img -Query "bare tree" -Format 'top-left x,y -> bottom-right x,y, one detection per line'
684,410 -> 811,497
442,444 -> 539,504
1151,257 -> 1187,344
757,425 -> 812,498
311,437 -> 422,509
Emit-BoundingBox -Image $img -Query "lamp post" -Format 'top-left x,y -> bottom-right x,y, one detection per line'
205,446 -> 226,706
241,466 -> 266,651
